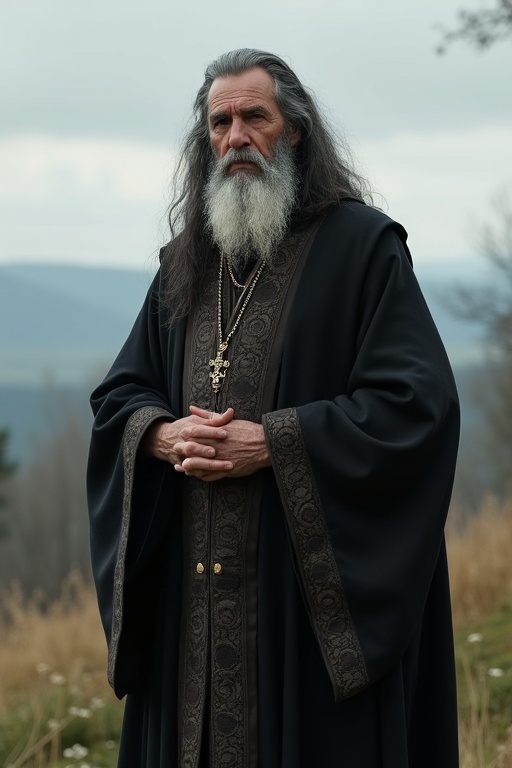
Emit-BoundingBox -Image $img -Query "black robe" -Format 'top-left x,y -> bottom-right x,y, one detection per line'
87,201 -> 460,768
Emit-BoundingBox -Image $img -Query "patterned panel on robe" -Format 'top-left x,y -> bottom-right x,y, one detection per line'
178,229 -> 312,768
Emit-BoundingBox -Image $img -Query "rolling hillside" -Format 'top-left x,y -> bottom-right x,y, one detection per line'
0,261 -> 486,463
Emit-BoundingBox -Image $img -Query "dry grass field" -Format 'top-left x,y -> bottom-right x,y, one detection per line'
0,496 -> 511,767
0,572 -> 121,768
447,495 -> 512,768
448,495 -> 512,628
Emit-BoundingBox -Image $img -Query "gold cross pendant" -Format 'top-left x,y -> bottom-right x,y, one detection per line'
209,341 -> 230,392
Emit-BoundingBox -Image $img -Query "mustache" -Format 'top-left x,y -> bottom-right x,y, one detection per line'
204,134 -> 298,266
215,148 -> 269,175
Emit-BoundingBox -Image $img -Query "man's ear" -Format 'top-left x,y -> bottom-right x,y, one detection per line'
290,125 -> 301,146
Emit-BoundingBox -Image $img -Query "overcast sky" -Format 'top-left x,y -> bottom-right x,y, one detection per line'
1,0 -> 511,271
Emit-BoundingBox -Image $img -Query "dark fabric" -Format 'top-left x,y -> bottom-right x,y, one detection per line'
87,201 -> 460,767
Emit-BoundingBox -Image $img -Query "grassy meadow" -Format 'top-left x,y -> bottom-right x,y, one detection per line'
1,496 -> 511,767
0,572 -> 121,768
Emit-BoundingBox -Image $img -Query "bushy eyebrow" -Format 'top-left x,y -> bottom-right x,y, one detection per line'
209,104 -> 272,124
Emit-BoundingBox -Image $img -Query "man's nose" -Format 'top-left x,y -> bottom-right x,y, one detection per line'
228,118 -> 251,149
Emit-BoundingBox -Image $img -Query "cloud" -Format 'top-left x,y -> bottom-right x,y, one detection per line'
0,125 -> 510,267
358,125 -> 512,263
0,134 -> 176,202
0,134 -> 177,267
2,0 -> 510,145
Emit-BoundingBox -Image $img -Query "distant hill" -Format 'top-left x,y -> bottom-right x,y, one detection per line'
0,263 -> 156,348
0,261 -> 487,463
0,260 -> 486,378
0,263 -> 156,387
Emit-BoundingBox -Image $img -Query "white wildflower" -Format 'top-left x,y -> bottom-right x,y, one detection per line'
467,633 -> 483,643
37,662 -> 50,674
47,719 -> 60,730
488,667 -> 505,678
105,740 -> 116,749
69,706 -> 92,718
89,697 -> 105,710
63,744 -> 89,759
49,672 -> 66,686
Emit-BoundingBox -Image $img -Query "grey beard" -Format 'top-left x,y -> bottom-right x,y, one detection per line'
203,137 -> 298,269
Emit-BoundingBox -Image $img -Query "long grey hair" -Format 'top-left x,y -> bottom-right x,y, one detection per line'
162,48 -> 372,325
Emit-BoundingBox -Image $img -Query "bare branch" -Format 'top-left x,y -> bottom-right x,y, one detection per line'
445,190 -> 512,497
436,0 -> 512,53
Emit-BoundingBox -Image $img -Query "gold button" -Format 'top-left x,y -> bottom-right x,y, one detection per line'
213,562 -> 223,575
196,562 -> 205,574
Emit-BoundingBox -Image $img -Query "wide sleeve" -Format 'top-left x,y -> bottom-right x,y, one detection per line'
87,269 -> 184,697
263,223 -> 460,702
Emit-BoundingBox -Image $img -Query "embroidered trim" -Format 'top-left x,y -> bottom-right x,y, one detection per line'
179,229 -> 312,768
209,478 -> 250,768
178,477 -> 210,763
108,405 -> 172,689
262,407 -> 369,701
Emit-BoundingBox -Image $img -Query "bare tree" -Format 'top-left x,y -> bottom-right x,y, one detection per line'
436,0 -> 512,52
448,192 -> 512,499
0,392 -> 92,596
0,429 -> 17,539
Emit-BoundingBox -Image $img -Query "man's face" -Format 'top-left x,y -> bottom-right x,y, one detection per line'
207,67 -> 300,174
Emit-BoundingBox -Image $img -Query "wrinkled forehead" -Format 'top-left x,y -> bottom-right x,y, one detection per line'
207,67 -> 279,115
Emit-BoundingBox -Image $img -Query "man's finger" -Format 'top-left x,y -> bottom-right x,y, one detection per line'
180,456 -> 234,472
189,405 -> 234,426
182,425 -> 228,441
174,465 -> 230,482
174,441 -> 217,459
189,405 -> 216,419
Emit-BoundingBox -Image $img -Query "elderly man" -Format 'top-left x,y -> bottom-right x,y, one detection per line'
87,49 -> 460,768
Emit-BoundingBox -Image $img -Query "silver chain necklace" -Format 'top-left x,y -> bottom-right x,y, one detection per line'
209,255 -> 266,392
226,261 -> 246,290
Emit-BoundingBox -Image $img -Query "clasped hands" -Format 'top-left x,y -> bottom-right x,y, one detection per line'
142,405 -> 271,482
